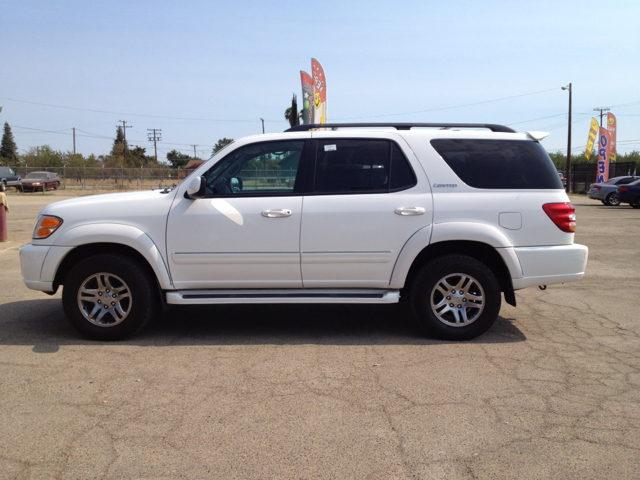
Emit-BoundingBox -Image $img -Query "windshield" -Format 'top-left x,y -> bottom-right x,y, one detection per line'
25,173 -> 47,179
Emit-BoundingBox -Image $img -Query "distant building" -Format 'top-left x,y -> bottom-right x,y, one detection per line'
179,159 -> 204,178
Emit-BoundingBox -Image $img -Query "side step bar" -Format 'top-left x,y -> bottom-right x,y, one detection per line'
166,289 -> 400,305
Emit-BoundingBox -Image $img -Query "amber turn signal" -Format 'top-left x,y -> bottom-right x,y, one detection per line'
34,216 -> 63,239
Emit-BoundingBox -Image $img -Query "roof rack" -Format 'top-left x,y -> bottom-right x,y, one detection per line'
285,123 -> 516,133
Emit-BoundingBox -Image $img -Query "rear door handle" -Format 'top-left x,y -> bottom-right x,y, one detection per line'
261,209 -> 292,218
395,207 -> 425,216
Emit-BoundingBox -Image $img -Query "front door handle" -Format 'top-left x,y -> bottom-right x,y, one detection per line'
261,209 -> 292,218
395,207 -> 425,216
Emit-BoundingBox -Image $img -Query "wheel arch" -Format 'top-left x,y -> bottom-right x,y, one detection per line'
53,242 -> 171,294
51,223 -> 171,289
395,240 -> 517,307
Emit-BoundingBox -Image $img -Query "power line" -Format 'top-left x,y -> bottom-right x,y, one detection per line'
506,113 -> 566,126
147,128 -> 162,163
12,125 -> 219,147
334,86 -> 564,120
0,96 -> 280,123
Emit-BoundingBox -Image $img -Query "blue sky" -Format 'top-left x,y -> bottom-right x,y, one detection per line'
2,0 -> 639,160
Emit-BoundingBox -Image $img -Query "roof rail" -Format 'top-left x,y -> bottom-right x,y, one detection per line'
285,123 -> 516,133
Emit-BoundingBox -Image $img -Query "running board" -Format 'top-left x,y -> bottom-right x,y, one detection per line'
166,289 -> 400,305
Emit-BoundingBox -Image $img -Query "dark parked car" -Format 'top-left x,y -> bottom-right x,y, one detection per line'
587,176 -> 640,206
616,178 -> 640,208
557,172 -> 567,188
20,172 -> 61,192
0,166 -> 22,191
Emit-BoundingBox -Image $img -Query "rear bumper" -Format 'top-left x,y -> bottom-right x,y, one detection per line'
512,244 -> 588,289
586,190 -> 606,201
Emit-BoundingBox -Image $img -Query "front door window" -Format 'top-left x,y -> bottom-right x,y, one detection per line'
203,140 -> 305,196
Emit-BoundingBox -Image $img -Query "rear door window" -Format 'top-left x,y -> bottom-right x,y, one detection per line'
431,139 -> 562,189
312,139 -> 416,194
616,177 -> 637,185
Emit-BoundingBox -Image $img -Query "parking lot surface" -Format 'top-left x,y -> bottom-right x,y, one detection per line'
1,190 -> 639,479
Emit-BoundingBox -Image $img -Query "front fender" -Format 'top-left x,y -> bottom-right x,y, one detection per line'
54,223 -> 172,289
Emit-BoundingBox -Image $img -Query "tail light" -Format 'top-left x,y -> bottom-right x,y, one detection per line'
619,186 -> 629,192
542,203 -> 576,233
591,186 -> 601,190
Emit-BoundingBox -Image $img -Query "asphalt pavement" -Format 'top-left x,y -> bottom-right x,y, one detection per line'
1,189 -> 638,479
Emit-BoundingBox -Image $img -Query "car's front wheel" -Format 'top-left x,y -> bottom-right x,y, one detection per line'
410,255 -> 502,340
62,254 -> 158,340
0,181 -> 6,192
605,193 -> 621,206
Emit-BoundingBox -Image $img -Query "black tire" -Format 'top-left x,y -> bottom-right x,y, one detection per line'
410,255 -> 502,340
632,198 -> 640,209
62,254 -> 158,340
605,193 -> 621,206
0,181 -> 6,192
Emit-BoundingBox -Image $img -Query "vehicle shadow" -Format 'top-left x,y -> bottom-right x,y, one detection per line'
0,298 -> 526,351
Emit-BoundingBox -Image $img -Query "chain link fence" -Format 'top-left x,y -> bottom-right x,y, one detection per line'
571,161 -> 637,193
13,166 -> 182,191
12,166 -> 298,191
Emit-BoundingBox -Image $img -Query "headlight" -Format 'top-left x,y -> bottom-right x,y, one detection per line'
33,182 -> 41,185
33,216 -> 63,239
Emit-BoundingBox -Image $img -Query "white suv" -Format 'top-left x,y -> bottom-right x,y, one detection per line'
20,123 -> 588,341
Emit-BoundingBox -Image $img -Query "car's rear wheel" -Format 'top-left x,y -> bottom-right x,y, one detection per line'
62,254 -> 158,340
605,193 -> 621,206
410,255 -> 501,340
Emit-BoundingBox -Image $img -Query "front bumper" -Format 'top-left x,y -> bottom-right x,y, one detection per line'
512,244 -> 588,289
20,244 -> 74,293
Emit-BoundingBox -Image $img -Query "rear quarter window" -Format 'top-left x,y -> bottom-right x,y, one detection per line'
431,139 -> 563,189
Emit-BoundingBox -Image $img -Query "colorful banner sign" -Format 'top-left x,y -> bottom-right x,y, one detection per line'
300,71 -> 314,125
607,113 -> 617,162
311,58 -> 327,124
585,118 -> 599,159
596,127 -> 611,183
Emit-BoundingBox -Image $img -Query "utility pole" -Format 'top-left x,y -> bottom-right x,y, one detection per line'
73,127 -> 76,155
147,129 -> 162,163
260,118 -> 265,134
593,107 -> 610,127
118,120 -> 132,161
190,145 -> 198,160
562,84 -> 572,192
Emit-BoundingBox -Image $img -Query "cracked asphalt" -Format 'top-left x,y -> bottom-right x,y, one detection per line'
1,190 -> 638,479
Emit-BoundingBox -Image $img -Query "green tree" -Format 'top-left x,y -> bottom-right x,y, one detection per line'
113,126 -> 126,147
110,126 -> 127,158
284,94 -> 300,128
212,138 -> 234,155
1,122 -> 19,164
129,146 -> 155,167
20,145 -> 65,168
166,149 -> 191,169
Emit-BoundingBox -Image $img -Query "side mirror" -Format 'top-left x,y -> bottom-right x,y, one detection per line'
231,177 -> 243,192
184,175 -> 206,199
